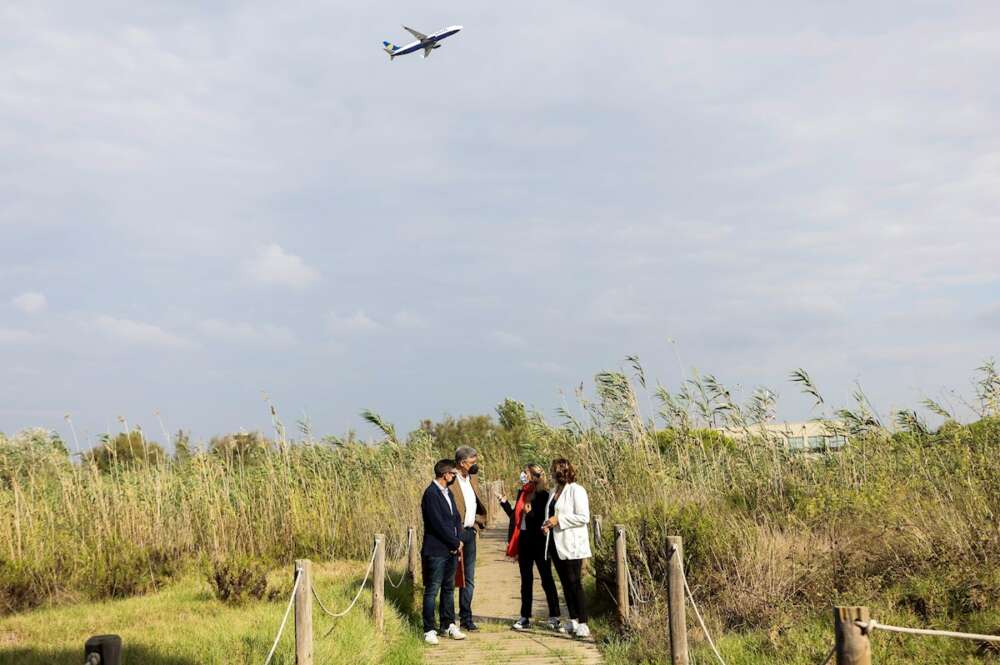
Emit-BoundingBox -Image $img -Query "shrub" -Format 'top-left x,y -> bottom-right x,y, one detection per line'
209,557 -> 272,605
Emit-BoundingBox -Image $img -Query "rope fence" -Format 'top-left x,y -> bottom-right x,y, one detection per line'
312,546 -> 377,620
260,528 -> 420,665
857,619 -> 1000,643
262,572 -> 300,665
682,572 -> 727,665
384,530 -> 413,589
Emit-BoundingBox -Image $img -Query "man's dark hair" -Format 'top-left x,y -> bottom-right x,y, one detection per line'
434,458 -> 456,478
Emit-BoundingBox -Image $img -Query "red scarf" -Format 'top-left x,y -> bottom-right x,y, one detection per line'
506,482 -> 535,559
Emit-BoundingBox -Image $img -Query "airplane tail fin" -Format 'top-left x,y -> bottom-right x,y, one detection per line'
382,41 -> 399,59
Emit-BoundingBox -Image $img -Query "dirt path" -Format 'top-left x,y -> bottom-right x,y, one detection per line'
428,526 -> 602,664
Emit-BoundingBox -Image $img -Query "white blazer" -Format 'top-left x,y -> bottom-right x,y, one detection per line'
544,482 -> 592,561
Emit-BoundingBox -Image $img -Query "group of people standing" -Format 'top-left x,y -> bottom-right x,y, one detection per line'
420,446 -> 592,645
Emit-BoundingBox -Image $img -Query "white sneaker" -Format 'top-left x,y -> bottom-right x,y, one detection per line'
446,623 -> 467,640
574,623 -> 591,639
546,617 -> 562,631
424,630 -> 439,645
512,617 -> 530,631
559,621 -> 576,636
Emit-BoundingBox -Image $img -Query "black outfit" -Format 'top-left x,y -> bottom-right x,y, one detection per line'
420,481 -> 462,633
501,488 -> 560,619
546,494 -> 588,623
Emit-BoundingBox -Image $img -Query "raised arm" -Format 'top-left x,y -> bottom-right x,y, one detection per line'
500,490 -> 516,517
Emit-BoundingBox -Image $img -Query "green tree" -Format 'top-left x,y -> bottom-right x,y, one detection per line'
85,431 -> 166,472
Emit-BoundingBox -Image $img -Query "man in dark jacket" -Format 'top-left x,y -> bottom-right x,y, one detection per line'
420,459 -> 467,645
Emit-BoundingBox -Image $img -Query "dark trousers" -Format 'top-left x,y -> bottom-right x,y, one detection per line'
517,533 -> 560,619
552,552 -> 588,623
421,553 -> 457,633
458,527 -> 477,627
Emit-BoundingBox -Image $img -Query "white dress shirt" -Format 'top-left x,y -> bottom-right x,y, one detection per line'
437,481 -> 454,513
456,473 -> 477,528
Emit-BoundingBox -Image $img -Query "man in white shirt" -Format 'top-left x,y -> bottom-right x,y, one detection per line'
452,445 -> 487,631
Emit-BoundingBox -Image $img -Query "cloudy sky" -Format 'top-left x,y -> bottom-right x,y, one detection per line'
2,1 -> 998,446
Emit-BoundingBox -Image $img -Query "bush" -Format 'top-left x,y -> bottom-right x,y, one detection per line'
209,557 -> 273,605
0,558 -> 42,614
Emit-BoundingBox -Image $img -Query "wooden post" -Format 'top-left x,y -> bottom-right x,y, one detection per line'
593,515 -> 603,542
486,480 -> 502,526
614,525 -> 629,627
294,559 -> 313,665
834,606 -> 871,665
484,482 -> 495,525
406,526 -> 419,585
667,536 -> 689,665
372,534 -> 385,632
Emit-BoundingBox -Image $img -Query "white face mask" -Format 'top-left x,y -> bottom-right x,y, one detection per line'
519,471 -> 529,485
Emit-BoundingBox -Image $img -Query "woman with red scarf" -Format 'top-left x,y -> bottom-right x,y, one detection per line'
499,463 -> 561,631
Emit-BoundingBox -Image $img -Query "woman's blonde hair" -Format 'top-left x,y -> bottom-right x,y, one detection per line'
525,463 -> 546,490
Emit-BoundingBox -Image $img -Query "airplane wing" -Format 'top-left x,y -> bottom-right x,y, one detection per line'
403,26 -> 428,41
423,45 -> 434,58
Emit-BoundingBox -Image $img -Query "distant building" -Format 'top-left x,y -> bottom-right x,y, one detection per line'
717,421 -> 848,452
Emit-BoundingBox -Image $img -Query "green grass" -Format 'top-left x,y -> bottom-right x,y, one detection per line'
0,561 -> 422,665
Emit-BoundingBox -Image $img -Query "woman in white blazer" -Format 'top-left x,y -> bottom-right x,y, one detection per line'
541,458 -> 592,638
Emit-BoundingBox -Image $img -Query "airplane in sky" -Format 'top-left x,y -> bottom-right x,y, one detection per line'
383,25 -> 463,60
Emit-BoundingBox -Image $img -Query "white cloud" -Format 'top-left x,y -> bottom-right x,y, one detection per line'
0,328 -> 34,344
95,315 -> 194,349
199,318 -> 296,347
326,310 -> 381,335
12,291 -> 47,314
243,244 -> 319,288
490,331 -> 526,348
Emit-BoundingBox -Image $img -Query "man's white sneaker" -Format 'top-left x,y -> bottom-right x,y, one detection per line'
574,623 -> 591,639
445,623 -> 467,640
558,622 -> 576,636
512,617 -> 530,631
546,617 -> 562,631
424,630 -> 439,645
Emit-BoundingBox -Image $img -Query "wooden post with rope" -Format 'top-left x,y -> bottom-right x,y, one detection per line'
834,606 -> 872,665
372,535 -> 385,632
614,524 -> 629,627
294,559 -> 313,665
406,526 -> 418,586
667,536 -> 689,665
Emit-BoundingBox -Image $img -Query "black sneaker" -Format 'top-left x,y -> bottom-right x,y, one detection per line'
512,618 -> 530,631
462,622 -> 480,632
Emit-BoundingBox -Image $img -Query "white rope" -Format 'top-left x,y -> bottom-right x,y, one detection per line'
857,619 -> 1000,643
385,532 -> 412,589
624,559 -> 650,604
263,572 -> 300,665
682,571 -> 727,665
313,546 -> 377,619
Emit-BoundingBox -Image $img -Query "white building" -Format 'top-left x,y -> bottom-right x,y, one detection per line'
718,421 -> 848,452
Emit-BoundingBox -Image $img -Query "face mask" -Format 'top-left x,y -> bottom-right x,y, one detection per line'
468,463 -> 479,475
519,471 -> 529,485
